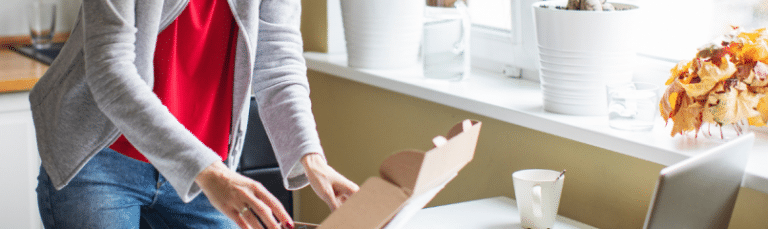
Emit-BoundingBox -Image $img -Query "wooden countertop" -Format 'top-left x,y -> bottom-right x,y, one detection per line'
0,48 -> 48,93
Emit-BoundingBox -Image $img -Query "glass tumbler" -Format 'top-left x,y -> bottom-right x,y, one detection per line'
606,82 -> 660,131
423,0 -> 471,81
28,1 -> 57,50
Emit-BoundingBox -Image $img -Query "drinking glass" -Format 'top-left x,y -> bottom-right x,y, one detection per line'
423,0 -> 470,81
28,1 -> 57,50
606,82 -> 659,131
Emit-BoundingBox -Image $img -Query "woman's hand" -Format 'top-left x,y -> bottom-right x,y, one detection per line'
195,161 -> 294,229
301,153 -> 360,211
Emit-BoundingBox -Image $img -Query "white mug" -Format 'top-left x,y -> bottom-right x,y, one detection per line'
512,169 -> 565,229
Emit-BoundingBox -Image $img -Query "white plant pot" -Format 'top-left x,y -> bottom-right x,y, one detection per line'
340,0 -> 425,69
533,0 -> 640,116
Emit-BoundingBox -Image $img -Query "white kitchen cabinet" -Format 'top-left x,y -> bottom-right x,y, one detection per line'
0,91 -> 42,229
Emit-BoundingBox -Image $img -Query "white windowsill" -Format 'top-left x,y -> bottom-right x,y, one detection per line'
304,52 -> 768,195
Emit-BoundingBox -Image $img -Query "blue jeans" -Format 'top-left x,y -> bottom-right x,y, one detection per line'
36,148 -> 238,229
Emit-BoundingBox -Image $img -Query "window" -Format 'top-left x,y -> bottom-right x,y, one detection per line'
627,0 -> 768,61
467,0 -> 768,80
467,0 -> 511,30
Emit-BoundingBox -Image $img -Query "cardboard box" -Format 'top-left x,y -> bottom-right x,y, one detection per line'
317,119 -> 482,229
294,222 -> 320,229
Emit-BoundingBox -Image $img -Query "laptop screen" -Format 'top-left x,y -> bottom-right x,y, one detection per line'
643,133 -> 754,229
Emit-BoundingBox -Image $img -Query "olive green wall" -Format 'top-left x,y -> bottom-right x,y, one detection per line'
299,71 -> 768,229
297,2 -> 768,228
301,0 -> 327,53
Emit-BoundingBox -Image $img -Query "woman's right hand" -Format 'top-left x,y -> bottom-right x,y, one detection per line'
195,161 -> 294,229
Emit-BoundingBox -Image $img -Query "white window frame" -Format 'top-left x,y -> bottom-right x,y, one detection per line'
467,0 -> 685,85
326,0 -> 768,85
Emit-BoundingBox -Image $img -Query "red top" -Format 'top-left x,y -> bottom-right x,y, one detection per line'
110,0 -> 237,163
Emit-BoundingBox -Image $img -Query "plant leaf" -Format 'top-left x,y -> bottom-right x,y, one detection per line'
660,81 -> 685,121
704,82 -> 762,125
670,97 -> 703,137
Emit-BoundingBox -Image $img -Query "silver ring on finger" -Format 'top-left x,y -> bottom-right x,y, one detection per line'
239,206 -> 250,215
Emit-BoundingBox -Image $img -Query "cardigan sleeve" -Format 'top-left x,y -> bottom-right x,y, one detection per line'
251,0 -> 325,190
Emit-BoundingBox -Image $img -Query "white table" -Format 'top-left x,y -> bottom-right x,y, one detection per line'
403,196 -> 596,229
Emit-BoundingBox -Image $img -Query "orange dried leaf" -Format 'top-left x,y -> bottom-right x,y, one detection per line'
670,99 -> 703,137
738,29 -> 765,43
756,94 -> 768,126
750,61 -> 768,87
704,85 -> 762,125
748,116 -> 765,127
660,82 -> 684,120
681,57 -> 737,97
667,61 -> 692,85
739,40 -> 768,63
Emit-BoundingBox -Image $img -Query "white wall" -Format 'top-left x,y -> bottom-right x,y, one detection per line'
0,0 -> 82,36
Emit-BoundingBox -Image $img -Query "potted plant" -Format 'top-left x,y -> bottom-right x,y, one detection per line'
339,0 -> 424,69
532,0 -> 641,116
660,27 -> 768,140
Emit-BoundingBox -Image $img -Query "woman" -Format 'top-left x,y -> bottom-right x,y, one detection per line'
30,0 -> 358,228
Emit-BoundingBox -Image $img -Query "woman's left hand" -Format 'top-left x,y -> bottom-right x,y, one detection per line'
301,153 -> 360,211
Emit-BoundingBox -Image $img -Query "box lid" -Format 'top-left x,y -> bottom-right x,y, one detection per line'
317,119 -> 482,229
379,120 -> 481,197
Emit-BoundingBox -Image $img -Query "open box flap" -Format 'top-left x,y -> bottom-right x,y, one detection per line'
377,150 -> 425,195
381,173 -> 456,229
317,177 -> 410,229
317,120 -> 482,229
379,120 -> 481,196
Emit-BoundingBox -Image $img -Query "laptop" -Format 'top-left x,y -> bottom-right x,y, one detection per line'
643,132 -> 755,229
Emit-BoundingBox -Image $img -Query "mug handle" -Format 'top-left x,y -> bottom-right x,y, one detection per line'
532,184 -> 544,219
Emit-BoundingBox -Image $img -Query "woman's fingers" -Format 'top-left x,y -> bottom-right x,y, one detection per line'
330,174 -> 359,210
238,183 -> 291,229
333,183 -> 356,206
228,208 -> 251,229
335,178 -> 360,198
322,183 -> 341,211
246,198 -> 279,229
195,162 -> 294,229
240,205 -> 265,229
252,183 -> 293,226
301,153 -> 360,211
308,169 -> 341,210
